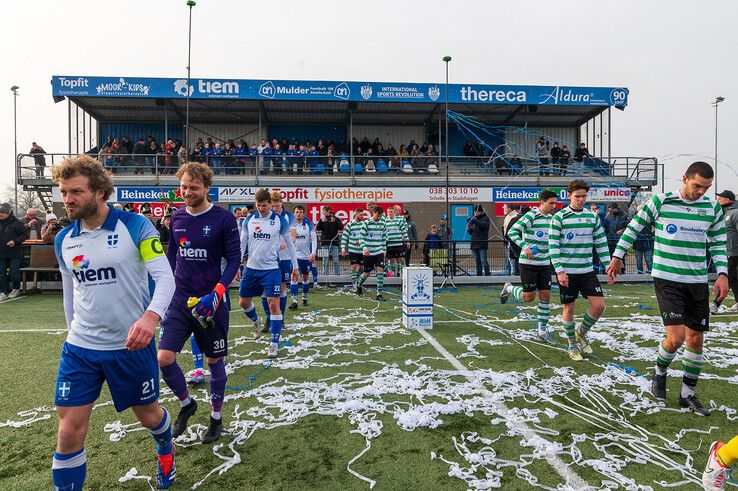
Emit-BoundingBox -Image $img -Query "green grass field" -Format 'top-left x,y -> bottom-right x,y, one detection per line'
1,284 -> 737,490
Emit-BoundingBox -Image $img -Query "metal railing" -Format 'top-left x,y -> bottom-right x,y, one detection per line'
16,152 -> 659,186
312,238 -> 652,278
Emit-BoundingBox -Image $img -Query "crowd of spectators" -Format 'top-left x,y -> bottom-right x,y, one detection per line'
95,135 -> 440,176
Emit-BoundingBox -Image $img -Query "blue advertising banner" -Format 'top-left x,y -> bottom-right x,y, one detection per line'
52,76 -> 628,107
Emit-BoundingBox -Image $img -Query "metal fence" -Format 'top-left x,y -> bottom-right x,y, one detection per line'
16,153 -> 659,186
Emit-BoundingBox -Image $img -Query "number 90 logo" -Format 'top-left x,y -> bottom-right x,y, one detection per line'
610,89 -> 627,105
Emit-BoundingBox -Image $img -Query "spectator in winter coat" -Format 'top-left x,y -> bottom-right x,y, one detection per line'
0,203 -> 28,299
467,204 -> 491,276
573,142 -> 590,163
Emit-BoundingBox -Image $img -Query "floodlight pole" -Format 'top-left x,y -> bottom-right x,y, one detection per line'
713,96 -> 725,190
442,56 -> 455,287
11,86 -> 19,215
185,0 -> 196,154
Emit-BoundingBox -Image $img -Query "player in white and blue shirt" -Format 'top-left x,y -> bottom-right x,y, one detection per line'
52,156 -> 176,490
239,189 -> 298,358
288,205 -> 318,310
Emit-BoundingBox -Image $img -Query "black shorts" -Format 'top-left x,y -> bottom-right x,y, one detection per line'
520,264 -> 553,293
559,271 -> 603,304
654,278 -> 709,332
363,253 -> 385,273
349,252 -> 364,266
386,245 -> 406,259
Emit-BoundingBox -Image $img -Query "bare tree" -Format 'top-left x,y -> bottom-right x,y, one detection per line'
2,185 -> 44,216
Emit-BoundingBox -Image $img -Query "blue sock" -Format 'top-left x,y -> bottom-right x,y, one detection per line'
312,266 -> 318,285
279,292 -> 287,314
290,282 -> 298,298
52,448 -> 87,490
271,314 -> 283,343
302,282 -> 310,297
189,335 -> 203,370
243,304 -> 258,322
261,296 -> 270,322
149,409 -> 173,455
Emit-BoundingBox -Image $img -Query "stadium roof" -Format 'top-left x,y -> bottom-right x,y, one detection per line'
52,75 -> 628,127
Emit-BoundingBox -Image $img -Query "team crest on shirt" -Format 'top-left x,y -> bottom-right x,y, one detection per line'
698,209 -> 707,216
202,225 -> 212,236
107,234 -> 119,248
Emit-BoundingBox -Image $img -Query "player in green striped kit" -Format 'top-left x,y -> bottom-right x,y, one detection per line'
384,206 -> 410,278
549,180 -> 611,362
357,206 -> 389,301
607,162 -> 729,416
340,207 -> 367,291
501,189 -> 558,342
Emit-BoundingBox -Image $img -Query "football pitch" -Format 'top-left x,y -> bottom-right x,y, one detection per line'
1,284 -> 737,490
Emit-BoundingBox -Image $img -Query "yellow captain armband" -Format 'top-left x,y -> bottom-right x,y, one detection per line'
140,237 -> 165,262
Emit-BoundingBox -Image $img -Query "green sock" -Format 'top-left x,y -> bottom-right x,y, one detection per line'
563,321 -> 576,342
655,341 -> 677,375
579,311 -> 599,335
376,271 -> 385,294
681,348 -> 704,396
537,301 -> 550,330
512,286 -> 524,301
358,273 -> 368,286
350,269 -> 358,284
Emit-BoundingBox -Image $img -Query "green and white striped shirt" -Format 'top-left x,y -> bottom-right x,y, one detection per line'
363,219 -> 388,255
341,219 -> 366,254
549,207 -> 610,274
613,191 -> 727,283
385,216 -> 408,247
508,208 -> 553,266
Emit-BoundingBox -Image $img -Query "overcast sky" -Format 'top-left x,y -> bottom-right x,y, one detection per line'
2,0 -> 736,196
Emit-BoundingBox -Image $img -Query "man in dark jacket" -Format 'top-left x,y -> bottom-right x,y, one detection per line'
466,204 -> 491,276
316,205 -> 344,276
132,138 -> 148,175
712,190 -> 738,313
0,203 -> 29,299
30,142 -> 47,177
604,204 -> 628,268
403,209 -> 418,266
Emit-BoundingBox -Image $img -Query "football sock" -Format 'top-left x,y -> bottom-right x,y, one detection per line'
311,265 -> 318,285
261,296 -> 270,322
579,311 -> 599,335
52,448 -> 87,490
279,292 -> 287,314
681,348 -> 704,398
718,435 -> 738,467
376,271 -> 385,294
271,314 -> 284,344
290,281 -> 299,298
563,321 -> 576,342
208,359 -> 226,418
190,335 -> 203,370
149,409 -> 173,455
243,304 -> 258,322
358,273 -> 368,286
160,362 -> 189,403
350,269 -> 359,285
655,342 -> 677,376
511,286 -> 524,300
302,282 -> 310,298
537,301 -> 550,331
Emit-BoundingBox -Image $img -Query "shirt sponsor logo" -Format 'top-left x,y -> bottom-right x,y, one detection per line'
253,225 -> 272,240
178,237 -> 207,259
665,223 -> 678,234
71,256 -> 117,284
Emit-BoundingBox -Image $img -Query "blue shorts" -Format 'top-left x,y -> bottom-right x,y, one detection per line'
240,267 -> 282,298
55,340 -> 159,412
279,259 -> 293,283
159,296 -> 231,358
297,259 -> 312,276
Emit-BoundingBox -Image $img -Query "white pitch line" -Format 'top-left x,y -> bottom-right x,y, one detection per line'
417,328 -> 590,490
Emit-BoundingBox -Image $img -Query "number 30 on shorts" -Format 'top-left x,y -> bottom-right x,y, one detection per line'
214,339 -> 225,350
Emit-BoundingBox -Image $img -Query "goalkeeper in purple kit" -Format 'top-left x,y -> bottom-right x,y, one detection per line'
158,162 -> 241,444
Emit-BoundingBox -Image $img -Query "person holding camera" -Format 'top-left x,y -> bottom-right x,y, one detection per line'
41,213 -> 62,244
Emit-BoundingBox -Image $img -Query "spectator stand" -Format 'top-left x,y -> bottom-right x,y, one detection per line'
17,76 -> 657,192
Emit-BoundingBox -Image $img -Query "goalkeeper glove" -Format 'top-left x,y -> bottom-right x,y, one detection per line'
190,283 -> 227,323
